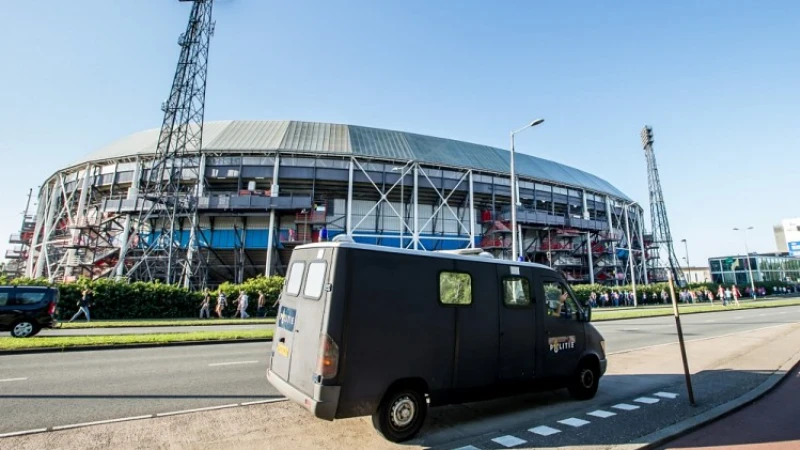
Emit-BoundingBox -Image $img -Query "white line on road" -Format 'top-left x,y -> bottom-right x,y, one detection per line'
156,404 -> 240,417
654,391 -> 679,399
52,415 -> 153,431
208,360 -> 259,367
491,435 -> 527,447
734,316 -> 744,319
612,403 -> 640,411
634,397 -> 660,404
0,377 -> 27,383
529,425 -> 561,436
0,428 -> 48,438
558,417 -> 591,427
587,409 -> 617,418
704,319 -> 715,323
240,398 -> 286,406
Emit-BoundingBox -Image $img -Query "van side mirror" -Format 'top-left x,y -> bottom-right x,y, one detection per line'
579,308 -> 591,322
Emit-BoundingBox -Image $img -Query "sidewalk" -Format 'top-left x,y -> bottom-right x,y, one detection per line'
655,360 -> 800,450
4,323 -> 800,450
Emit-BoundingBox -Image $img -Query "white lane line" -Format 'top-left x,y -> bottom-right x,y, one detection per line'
704,319 -> 715,323
612,403 -> 640,411
758,313 -> 768,317
587,409 -> 617,418
240,398 -> 286,406
654,391 -> 679,399
208,360 -> 259,367
634,397 -> 660,404
491,435 -> 527,447
52,415 -> 152,430
453,446 -> 481,450
0,377 -> 28,383
0,428 -> 48,438
558,417 -> 591,427
529,425 -> 561,436
156,404 -> 239,416
779,311 -> 788,315
734,316 -> 744,319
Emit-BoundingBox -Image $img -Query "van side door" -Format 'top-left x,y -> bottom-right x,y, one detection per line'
496,265 -> 536,381
536,275 -> 586,378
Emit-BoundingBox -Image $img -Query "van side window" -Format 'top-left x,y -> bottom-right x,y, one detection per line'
0,290 -> 9,306
543,282 -> 578,319
15,290 -> 48,305
286,262 -> 305,296
503,277 -> 530,306
439,272 -> 472,305
303,262 -> 327,299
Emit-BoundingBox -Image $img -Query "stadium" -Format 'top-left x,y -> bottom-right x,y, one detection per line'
13,120 -> 652,286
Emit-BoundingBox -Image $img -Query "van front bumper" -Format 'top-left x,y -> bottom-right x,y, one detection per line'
267,369 -> 341,421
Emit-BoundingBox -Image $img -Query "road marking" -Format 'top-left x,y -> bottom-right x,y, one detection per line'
156,404 -> 239,416
654,391 -> 679,399
634,397 -> 660,404
558,417 -> 590,427
0,377 -> 27,383
453,446 -> 481,450
208,360 -> 259,367
612,403 -> 640,411
758,313 -> 768,317
491,435 -> 526,447
52,415 -> 152,430
240,398 -> 285,406
587,409 -> 616,418
0,428 -> 48,438
621,328 -> 640,331
529,425 -> 561,436
734,316 -> 744,319
704,319 -> 715,323
779,311 -> 788,315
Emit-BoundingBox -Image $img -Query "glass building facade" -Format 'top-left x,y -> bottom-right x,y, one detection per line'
709,254 -> 800,284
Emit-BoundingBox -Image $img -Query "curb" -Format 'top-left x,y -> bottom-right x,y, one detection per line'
609,346 -> 800,450
592,299 -> 800,322
0,337 -> 273,355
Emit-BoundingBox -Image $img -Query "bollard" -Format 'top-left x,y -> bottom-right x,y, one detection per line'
668,271 -> 696,406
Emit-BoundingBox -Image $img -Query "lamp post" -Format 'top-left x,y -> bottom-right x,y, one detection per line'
624,201 -> 639,306
681,239 -> 691,283
733,226 -> 757,298
510,118 -> 544,262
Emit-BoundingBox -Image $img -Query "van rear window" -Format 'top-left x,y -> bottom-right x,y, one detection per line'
303,262 -> 327,299
286,262 -> 305,296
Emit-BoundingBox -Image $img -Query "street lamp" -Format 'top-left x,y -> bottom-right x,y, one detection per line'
510,118 -> 545,261
392,161 -> 414,249
680,239 -> 691,283
733,226 -> 757,298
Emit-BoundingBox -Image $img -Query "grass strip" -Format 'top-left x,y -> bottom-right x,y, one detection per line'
0,329 -> 274,351
593,298 -> 800,321
59,318 -> 276,329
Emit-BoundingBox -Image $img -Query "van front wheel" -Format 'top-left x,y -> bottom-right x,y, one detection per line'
568,359 -> 599,400
372,385 -> 427,443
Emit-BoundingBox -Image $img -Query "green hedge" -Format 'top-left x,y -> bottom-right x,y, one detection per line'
0,276 -> 285,320
569,280 -> 795,304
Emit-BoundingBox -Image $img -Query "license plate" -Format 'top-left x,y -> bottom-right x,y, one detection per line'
276,343 -> 289,357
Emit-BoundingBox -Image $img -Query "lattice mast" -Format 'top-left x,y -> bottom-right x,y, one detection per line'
121,0 -> 214,288
641,126 -> 685,286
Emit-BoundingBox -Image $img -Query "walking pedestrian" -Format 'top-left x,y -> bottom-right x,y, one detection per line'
199,289 -> 211,319
257,290 -> 266,317
235,290 -> 250,319
69,288 -> 93,322
731,285 -> 741,307
216,290 -> 227,318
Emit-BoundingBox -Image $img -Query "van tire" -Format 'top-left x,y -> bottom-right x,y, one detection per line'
11,320 -> 38,338
568,359 -> 599,400
372,384 -> 427,442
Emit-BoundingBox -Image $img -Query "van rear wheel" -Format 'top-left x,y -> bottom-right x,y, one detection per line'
372,384 -> 427,443
568,359 -> 599,400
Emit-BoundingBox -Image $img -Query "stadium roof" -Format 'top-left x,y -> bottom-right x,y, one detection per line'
75,120 -> 630,200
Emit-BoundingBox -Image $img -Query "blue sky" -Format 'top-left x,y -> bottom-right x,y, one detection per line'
1,0 -> 798,267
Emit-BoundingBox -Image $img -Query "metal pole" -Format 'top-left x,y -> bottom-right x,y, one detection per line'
510,132 -> 518,261
668,270 -> 696,406
413,164 -> 419,250
587,232 -> 594,285
399,171 -> 404,248
265,154 -> 281,276
346,158 -> 354,236
743,229 -> 757,297
468,171 -> 475,249
625,205 -> 637,306
683,240 -> 691,283
638,207 -> 649,284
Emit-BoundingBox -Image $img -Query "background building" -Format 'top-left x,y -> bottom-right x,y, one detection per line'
13,120 -> 653,287
773,218 -> 800,256
709,253 -> 800,285
680,266 -> 711,284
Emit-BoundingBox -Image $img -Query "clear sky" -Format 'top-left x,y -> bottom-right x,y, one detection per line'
1,0 -> 798,268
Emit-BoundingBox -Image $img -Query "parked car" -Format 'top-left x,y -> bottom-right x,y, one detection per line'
0,286 -> 60,337
267,240 -> 606,442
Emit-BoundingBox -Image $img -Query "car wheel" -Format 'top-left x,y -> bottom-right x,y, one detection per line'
568,359 -> 600,400
11,320 -> 38,338
371,384 -> 427,443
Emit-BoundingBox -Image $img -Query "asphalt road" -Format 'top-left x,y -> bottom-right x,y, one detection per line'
0,305 -> 798,435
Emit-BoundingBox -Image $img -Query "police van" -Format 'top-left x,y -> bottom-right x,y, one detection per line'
267,240 -> 606,442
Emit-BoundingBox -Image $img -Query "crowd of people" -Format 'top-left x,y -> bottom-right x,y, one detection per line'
586,284 -> 796,309
199,289 -> 278,319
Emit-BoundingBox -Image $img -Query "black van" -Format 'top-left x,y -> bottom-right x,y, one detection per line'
267,241 -> 606,442
0,286 -> 60,337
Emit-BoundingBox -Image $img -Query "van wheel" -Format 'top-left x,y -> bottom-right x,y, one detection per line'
11,321 -> 38,338
568,359 -> 599,400
372,385 -> 427,443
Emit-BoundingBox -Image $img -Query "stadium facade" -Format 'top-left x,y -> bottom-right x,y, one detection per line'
10,120 -> 657,286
